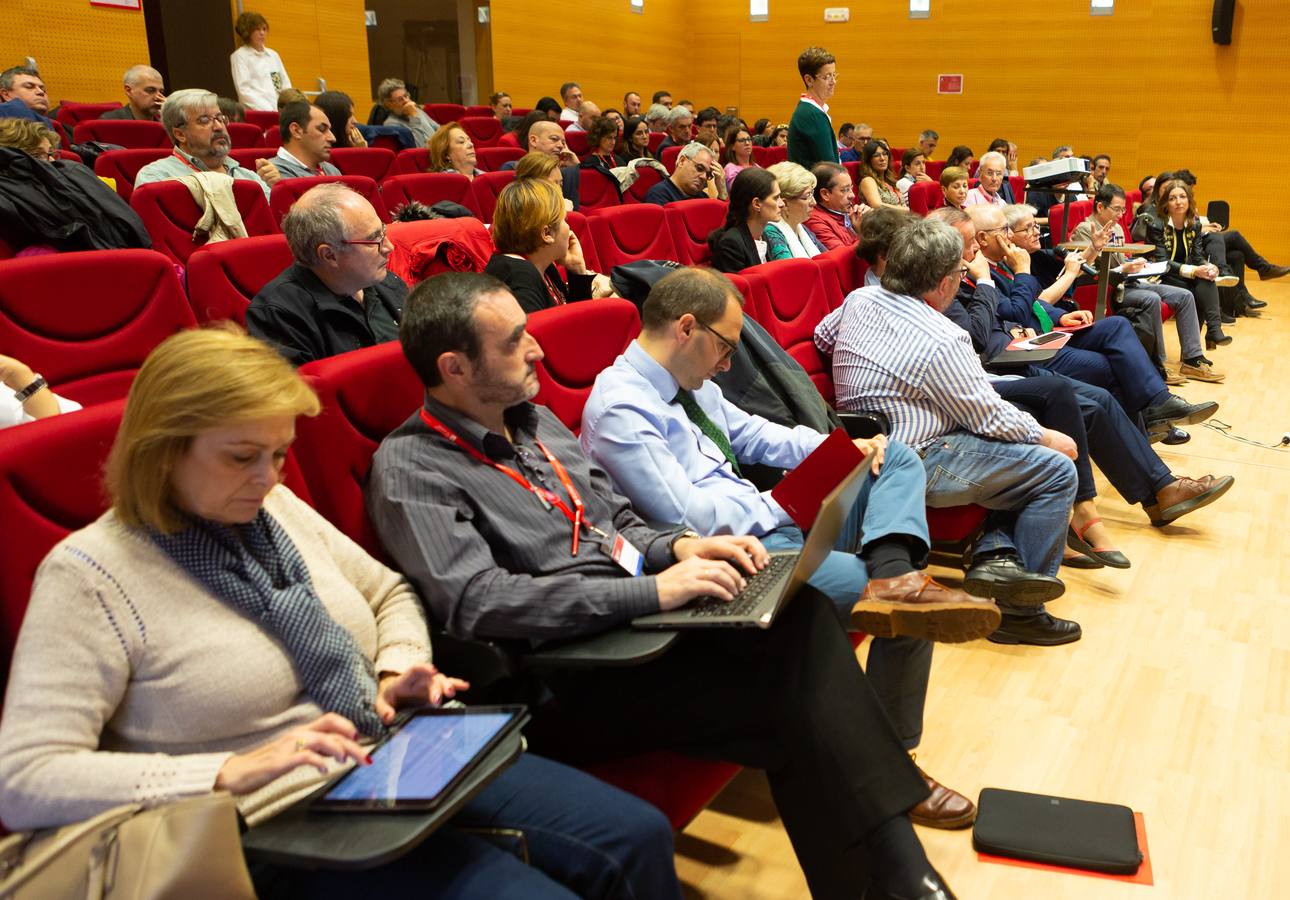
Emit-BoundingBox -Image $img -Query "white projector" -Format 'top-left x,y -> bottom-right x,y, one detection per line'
1023,157 -> 1089,187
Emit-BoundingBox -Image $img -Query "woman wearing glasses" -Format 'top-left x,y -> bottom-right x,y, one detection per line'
762,161 -> 827,258
721,126 -> 757,189
787,46 -> 839,168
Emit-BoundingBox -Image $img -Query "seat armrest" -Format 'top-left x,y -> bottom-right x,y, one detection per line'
522,629 -> 680,669
838,410 -> 890,439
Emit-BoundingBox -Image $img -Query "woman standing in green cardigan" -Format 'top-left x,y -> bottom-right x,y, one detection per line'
787,46 -> 840,168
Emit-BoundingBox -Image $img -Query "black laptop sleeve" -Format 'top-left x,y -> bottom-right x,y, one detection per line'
972,788 -> 1143,875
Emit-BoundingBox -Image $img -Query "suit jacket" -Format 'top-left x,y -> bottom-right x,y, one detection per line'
709,223 -> 761,273
803,206 -> 856,250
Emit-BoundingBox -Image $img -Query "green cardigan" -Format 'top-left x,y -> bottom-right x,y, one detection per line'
787,99 -> 839,168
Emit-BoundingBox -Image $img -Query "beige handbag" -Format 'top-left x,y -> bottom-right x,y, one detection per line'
0,792 -> 256,899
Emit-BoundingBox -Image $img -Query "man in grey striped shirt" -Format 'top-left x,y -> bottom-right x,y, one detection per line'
823,218 -> 1082,647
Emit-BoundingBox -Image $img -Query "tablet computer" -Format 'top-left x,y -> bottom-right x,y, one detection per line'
313,705 -> 529,812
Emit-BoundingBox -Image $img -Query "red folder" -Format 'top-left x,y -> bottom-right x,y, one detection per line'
771,428 -> 865,531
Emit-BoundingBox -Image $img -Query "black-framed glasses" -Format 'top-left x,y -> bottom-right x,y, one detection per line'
699,321 -> 739,361
342,225 -> 388,247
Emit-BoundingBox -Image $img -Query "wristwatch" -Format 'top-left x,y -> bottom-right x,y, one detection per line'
669,529 -> 702,558
12,374 -> 47,404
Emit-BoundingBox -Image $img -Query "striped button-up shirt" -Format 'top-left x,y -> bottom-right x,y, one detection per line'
822,285 -> 1042,450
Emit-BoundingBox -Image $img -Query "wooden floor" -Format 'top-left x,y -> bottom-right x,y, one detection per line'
675,280 -> 1290,899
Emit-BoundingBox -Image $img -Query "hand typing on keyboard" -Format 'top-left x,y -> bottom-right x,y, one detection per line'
657,535 -> 770,611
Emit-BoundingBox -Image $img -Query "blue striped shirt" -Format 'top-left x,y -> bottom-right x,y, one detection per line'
823,285 -> 1042,450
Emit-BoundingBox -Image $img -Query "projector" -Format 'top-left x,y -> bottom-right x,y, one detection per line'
1023,157 -> 1089,187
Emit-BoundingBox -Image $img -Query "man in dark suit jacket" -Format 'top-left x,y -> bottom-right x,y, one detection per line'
99,65 -> 165,122
498,116 -> 580,211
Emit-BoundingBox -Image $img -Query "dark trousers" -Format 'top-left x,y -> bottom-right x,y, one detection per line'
250,754 -> 681,900
1041,315 -> 1167,416
1162,272 -> 1224,336
998,371 -> 1173,506
531,588 -> 930,900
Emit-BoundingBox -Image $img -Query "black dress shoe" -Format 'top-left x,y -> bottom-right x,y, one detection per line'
1062,552 -> 1104,569
1143,394 -> 1218,430
963,555 -> 1065,605
1258,264 -> 1290,281
1162,426 -> 1191,445
1245,297 -> 1268,309
987,612 -> 1082,646
1206,332 -> 1233,349
864,869 -> 957,900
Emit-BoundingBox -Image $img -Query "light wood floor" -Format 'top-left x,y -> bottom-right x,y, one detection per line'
674,280 -> 1290,899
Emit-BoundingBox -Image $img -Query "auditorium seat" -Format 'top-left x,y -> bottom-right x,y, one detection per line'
464,105 -> 492,118
564,130 -> 589,158
468,170 -> 516,224
1047,200 -> 1094,246
380,173 -> 475,216
660,145 -> 681,174
752,146 -> 787,167
561,210 -> 598,274
426,103 -> 466,123
130,179 -> 279,265
328,147 -> 397,182
269,175 -> 389,225
226,122 -> 265,149
925,160 -> 947,181
740,260 -> 837,403
815,244 -> 869,310
647,132 -> 666,154
1009,175 -> 1026,203
578,168 -> 622,211
244,109 -> 280,132
57,150 -> 82,164
498,130 -> 521,149
0,249 -> 195,405
475,146 -> 524,172
1122,190 -> 1142,232
587,204 -> 678,270
186,233 -> 293,324
72,119 -> 170,149
55,102 -> 120,129
663,198 -> 726,266
225,147 -> 270,172
908,181 -> 945,216
395,148 -> 431,175
459,116 -> 503,148
93,148 -> 170,201
968,161 -> 980,178
842,161 -> 862,189
369,134 -> 401,154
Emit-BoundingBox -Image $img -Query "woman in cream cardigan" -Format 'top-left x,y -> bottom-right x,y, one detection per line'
0,328 -> 679,900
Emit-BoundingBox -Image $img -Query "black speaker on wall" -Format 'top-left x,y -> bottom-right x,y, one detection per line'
1212,0 -> 1236,45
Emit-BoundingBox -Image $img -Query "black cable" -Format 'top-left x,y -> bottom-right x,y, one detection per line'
1199,418 -> 1290,451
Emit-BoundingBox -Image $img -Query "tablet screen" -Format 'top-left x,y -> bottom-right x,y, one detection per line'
322,709 -> 517,806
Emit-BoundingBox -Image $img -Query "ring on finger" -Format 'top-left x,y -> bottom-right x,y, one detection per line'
294,739 -> 309,752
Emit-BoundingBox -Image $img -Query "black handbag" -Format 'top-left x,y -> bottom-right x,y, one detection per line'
972,788 -> 1143,874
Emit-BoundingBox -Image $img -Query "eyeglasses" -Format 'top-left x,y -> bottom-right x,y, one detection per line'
36,149 -> 58,161
193,113 -> 229,127
1107,205 -> 1127,215
735,136 -> 752,143
811,73 -> 839,82
1013,222 -> 1040,233
342,225 -> 388,247
692,163 -> 715,180
699,321 -> 739,361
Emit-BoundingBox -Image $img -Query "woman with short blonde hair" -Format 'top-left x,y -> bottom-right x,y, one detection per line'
0,118 -> 59,159
940,166 -> 970,210
763,161 -> 825,258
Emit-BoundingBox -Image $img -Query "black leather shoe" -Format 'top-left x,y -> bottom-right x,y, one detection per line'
963,555 -> 1065,605
1220,312 -> 1237,324
864,869 -> 957,900
1206,332 -> 1233,349
1162,426 -> 1191,445
1258,264 -> 1290,281
1245,297 -> 1268,309
987,612 -> 1082,646
1143,394 -> 1218,430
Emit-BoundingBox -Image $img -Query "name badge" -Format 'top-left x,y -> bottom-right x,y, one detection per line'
603,532 -> 644,576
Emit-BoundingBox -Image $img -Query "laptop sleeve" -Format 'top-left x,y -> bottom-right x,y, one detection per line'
972,788 -> 1143,874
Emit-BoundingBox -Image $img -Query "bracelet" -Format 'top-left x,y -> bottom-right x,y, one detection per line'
13,374 -> 47,404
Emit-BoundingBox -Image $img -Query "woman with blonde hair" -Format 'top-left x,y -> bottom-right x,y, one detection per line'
940,166 -> 970,210
763,161 -> 826,258
426,122 -> 481,180
0,326 -> 681,899
0,117 -> 59,160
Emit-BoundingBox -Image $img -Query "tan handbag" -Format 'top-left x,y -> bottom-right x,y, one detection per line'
0,792 -> 256,899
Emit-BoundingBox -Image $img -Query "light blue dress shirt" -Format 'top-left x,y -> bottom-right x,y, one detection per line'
580,342 -> 827,537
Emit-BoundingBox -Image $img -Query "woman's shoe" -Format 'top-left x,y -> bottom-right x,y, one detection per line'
1206,332 -> 1233,349
1067,520 -> 1131,569
1220,312 -> 1237,324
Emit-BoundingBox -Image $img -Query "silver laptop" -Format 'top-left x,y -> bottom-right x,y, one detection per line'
632,464 -> 865,630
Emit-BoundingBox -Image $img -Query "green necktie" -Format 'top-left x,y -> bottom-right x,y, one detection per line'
674,390 -> 742,477
1032,301 -> 1055,333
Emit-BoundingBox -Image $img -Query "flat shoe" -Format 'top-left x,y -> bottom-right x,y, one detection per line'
1062,551 -> 1104,569
1066,521 -> 1131,569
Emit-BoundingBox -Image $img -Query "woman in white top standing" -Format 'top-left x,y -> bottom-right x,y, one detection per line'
230,12 -> 292,112
763,161 -> 827,258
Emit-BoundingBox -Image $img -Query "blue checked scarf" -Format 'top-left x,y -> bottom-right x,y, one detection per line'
151,510 -> 386,737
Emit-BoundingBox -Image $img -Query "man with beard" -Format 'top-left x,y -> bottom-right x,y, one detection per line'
134,88 -> 271,199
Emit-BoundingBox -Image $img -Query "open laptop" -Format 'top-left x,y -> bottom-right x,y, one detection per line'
632,463 -> 865,630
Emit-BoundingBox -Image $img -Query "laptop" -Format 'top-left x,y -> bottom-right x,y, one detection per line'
632,463 -> 865,630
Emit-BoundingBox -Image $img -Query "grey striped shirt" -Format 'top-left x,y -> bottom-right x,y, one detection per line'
367,397 -> 683,641
825,285 -> 1042,450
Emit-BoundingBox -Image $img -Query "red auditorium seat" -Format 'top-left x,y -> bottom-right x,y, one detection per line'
587,204 -> 678,270
464,105 -> 492,118
459,116 -> 503,148
226,122 -> 265,149
244,109 -> 280,132
647,132 -> 666,154
842,161 -> 862,188
226,147 -> 270,172
1009,175 -> 1026,204
380,173 -> 475,216
925,160 -> 947,181
72,119 -> 170,149
0,249 -> 195,405
660,145 -> 681,174
328,147 -> 397,182
468,170 -> 516,224
130,179 -> 279,265
578,168 -> 622,211
1047,200 -> 1094,245
968,161 -> 980,178
624,166 -> 661,204
262,129 -> 283,149
564,130 -> 589,158
752,145 -> 787,167
815,244 -> 869,310
93,148 -> 170,201
663,198 -> 727,266
741,259 -> 838,403
908,181 -> 945,216
57,150 -> 82,163
564,210 -> 599,272
56,102 -> 122,129
498,130 -> 521,148
510,107 -> 531,118
475,146 -> 524,172
1122,190 -> 1142,232
186,233 -> 292,324
395,148 -> 431,175
426,103 -> 466,123
269,175 -> 389,225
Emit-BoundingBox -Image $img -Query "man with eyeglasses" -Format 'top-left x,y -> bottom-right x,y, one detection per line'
134,88 -> 271,199
788,46 -> 840,168
246,183 -> 405,366
643,142 -> 718,205
964,151 -> 1009,208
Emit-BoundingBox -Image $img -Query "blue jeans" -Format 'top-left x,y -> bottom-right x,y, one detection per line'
251,753 -> 681,900
920,432 -> 1076,616
762,440 -> 933,748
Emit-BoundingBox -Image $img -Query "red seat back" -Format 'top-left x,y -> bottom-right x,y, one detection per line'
380,173 -> 475,216
244,109 -> 280,132
226,122 -> 265,149
625,166 -> 662,204
752,145 -> 787,167
269,175 -> 388,225
328,147 -> 396,182
475,146 -> 524,172
93,148 -> 170,201
0,250 -> 195,404
741,259 -> 836,403
564,130 -> 589,158
578,167 -> 622,211
815,245 -> 869,310
647,132 -> 666,154
425,103 -> 466,123
458,116 -> 502,148
587,204 -> 678,270
908,181 -> 945,216
924,160 -> 947,181
395,148 -> 431,175
130,179 -> 279,265
468,170 -> 516,225
225,148 -> 269,172
842,161 -> 862,188
1008,175 -> 1025,204
1121,190 -> 1142,233
464,105 -> 492,118
1056,199 -> 1094,244
527,300 -> 642,434
663,198 -> 727,266
72,120 -> 170,149
185,233 -> 293,324
660,145 -> 681,174
56,102 -> 122,129
564,210 -> 598,272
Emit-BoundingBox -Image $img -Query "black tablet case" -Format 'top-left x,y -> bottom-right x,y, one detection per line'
972,788 -> 1143,874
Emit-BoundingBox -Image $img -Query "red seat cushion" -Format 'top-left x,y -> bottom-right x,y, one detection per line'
663,198 -> 726,266
92,148 -> 171,201
328,147 -> 397,182
380,173 -> 475,216
586,204 -> 678,270
186,233 -> 293,324
129,179 -> 279,265
269,175 -> 388,225
742,260 -> 837,404
468,170 -> 516,225
72,120 -> 170,149
459,116 -> 502,148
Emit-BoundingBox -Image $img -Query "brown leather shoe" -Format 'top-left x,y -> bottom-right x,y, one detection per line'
850,572 -> 1001,643
1162,366 -> 1186,386
1179,361 -> 1226,383
909,761 -> 976,829
1144,474 -> 1235,526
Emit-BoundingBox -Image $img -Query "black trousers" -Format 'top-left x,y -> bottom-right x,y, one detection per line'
529,588 -> 930,900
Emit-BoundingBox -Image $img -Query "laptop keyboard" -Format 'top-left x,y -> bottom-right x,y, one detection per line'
686,554 -> 799,618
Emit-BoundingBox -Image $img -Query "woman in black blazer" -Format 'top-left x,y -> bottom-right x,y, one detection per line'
1143,178 -> 1231,348
707,168 -> 787,273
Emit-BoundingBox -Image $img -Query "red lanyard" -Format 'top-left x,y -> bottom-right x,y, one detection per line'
542,271 -> 566,306
171,150 -> 203,172
989,262 -> 1013,284
419,408 -> 589,554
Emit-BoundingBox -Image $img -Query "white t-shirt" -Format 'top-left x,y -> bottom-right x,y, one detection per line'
0,390 -> 80,430
230,45 -> 292,111
560,107 -> 579,122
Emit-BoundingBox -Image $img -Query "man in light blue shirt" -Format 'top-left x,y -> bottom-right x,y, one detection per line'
582,266 -> 1001,831
134,88 -> 272,200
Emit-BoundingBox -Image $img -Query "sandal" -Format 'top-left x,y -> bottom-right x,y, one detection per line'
1067,519 -> 1131,569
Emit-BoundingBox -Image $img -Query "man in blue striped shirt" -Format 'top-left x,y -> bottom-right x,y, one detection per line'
823,218 -> 1082,646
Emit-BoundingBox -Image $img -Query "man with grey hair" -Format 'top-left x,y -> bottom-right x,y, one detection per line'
377,77 -> 438,148
821,217 -> 1084,646
653,106 -> 693,160
133,88 -> 271,199
246,183 -> 406,366
101,65 -> 165,121
558,81 -> 582,122
644,102 -> 670,133
916,129 -> 939,158
964,150 -> 1008,208
644,142 -> 718,205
